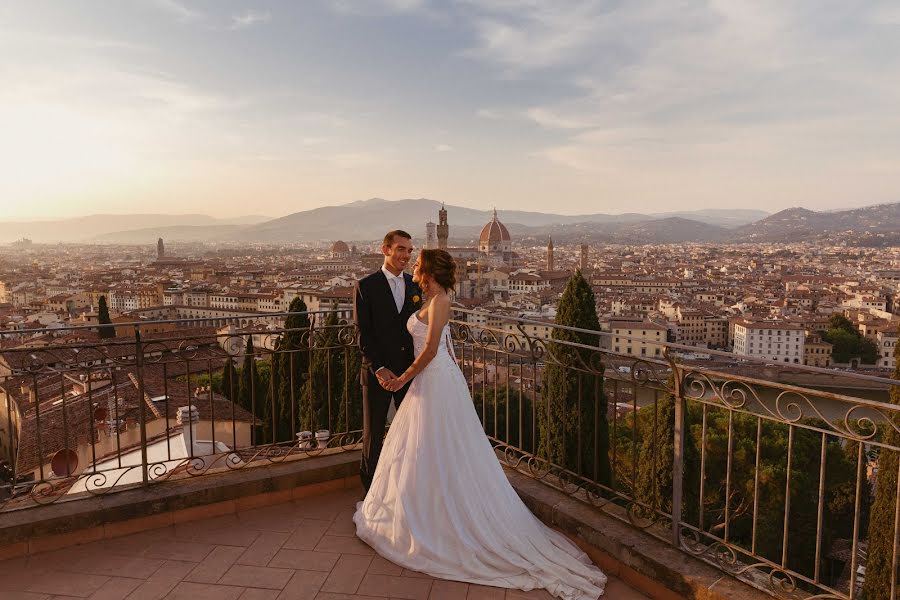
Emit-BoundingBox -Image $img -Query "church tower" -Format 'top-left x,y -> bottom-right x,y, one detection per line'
437,204 -> 449,250
580,243 -> 589,273
157,238 -> 165,259
546,236 -> 554,271
425,221 -> 437,249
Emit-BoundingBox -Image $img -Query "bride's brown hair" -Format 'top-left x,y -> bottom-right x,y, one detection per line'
417,249 -> 456,291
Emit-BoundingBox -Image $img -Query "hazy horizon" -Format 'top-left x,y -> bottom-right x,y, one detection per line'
3,2 -> 899,219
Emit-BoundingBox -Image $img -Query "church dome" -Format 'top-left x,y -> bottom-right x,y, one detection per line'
331,240 -> 350,253
479,209 -> 510,243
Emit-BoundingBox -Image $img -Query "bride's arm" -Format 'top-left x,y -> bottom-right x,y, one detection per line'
392,295 -> 450,388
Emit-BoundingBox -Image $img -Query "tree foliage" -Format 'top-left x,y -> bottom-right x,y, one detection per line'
97,295 -> 114,338
537,270 -> 610,484
273,298 -> 311,443
864,324 -> 900,600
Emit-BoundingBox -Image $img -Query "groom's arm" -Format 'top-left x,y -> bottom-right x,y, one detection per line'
354,279 -> 384,375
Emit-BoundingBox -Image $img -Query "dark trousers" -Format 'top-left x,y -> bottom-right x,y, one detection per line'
360,369 -> 411,492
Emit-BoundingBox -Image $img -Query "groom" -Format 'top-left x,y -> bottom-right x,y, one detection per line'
354,230 -> 422,491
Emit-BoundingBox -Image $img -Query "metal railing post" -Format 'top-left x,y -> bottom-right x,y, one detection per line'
134,326 -> 150,486
671,359 -> 685,549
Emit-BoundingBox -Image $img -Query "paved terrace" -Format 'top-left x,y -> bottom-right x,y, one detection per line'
0,484 -> 648,600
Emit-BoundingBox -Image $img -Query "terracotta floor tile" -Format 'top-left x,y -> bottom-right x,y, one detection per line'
283,520 -> 331,551
175,516 -> 260,547
325,510 -> 357,536
275,570 -> 328,600
267,549 -> 341,572
144,540 -> 215,562
429,581 -> 469,600
466,584 -> 505,600
365,556 -> 403,576
239,589 -> 281,600
314,594 -> 383,600
357,574 -> 433,600
289,502 -> 341,522
237,532 -> 290,567
313,536 -> 373,556
401,570 -> 435,580
88,577 -> 144,600
163,581 -> 244,600
125,560 -> 197,600
505,588 -> 554,600
27,572 -> 110,597
237,507 -> 304,533
184,546 -> 246,584
0,592 -> 52,600
218,564 -> 295,590
63,555 -> 165,579
320,554 -> 372,594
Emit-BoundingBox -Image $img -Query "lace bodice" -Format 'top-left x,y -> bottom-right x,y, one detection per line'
407,313 -> 457,369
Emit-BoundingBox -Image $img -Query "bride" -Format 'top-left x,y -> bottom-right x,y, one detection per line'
353,249 -> 606,600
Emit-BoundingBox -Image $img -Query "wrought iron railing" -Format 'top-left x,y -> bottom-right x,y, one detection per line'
1,308 -> 898,599
448,308 -> 899,600
0,310 -> 362,512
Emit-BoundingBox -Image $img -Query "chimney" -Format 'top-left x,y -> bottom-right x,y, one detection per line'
177,405 -> 200,456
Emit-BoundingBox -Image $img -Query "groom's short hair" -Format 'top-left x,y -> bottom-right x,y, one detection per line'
383,230 -> 412,246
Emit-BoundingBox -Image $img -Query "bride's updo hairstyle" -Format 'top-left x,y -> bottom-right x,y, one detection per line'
418,249 -> 456,291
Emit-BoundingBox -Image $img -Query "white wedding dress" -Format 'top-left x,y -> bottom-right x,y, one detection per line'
353,314 -> 606,599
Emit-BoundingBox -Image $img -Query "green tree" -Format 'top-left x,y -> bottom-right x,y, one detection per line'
220,359 -> 238,402
474,384 -> 535,453
828,314 -> 857,335
537,270 -> 610,484
864,325 -> 900,600
335,343 -> 364,436
634,389 -> 700,524
273,298 -> 311,443
301,309 -> 343,434
97,295 -> 114,338
238,336 -> 261,443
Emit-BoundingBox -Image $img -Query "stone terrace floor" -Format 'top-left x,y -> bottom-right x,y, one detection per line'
0,485 -> 648,600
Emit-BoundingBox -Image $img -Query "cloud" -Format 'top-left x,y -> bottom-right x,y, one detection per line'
147,0 -> 201,22
327,0 -> 426,16
435,144 -> 453,152
229,10 -> 272,30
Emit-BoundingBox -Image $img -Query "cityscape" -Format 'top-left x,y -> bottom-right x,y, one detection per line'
2,200 -> 898,373
2,2 -> 900,600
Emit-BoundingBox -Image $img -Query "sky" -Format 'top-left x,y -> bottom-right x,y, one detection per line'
2,1 -> 900,220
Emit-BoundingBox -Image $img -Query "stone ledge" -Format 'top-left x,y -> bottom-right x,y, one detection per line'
506,468 -> 770,600
0,450 -> 361,558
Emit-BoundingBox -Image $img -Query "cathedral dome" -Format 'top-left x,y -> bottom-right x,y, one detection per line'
479,209 -> 510,243
331,240 -> 350,253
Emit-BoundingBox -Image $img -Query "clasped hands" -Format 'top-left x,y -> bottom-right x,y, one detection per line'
376,368 -> 408,392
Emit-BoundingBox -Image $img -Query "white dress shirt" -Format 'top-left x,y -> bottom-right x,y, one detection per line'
381,265 -> 406,313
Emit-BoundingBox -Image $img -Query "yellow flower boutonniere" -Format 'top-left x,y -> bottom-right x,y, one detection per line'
412,294 -> 421,304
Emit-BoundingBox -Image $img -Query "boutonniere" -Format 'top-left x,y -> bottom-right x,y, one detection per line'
412,294 -> 421,304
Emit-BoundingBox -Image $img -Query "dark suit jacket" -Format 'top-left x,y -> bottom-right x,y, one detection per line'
354,269 -> 422,379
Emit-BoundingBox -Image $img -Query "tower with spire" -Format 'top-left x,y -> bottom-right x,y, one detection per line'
546,236 -> 555,271
437,203 -> 449,250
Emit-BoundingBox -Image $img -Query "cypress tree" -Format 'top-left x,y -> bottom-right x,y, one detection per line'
301,309 -> 342,434
238,336 -> 261,444
97,296 -> 114,338
864,324 -> 900,600
537,270 -> 610,484
274,298 -> 311,443
634,387 -> 699,524
220,358 -> 239,402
